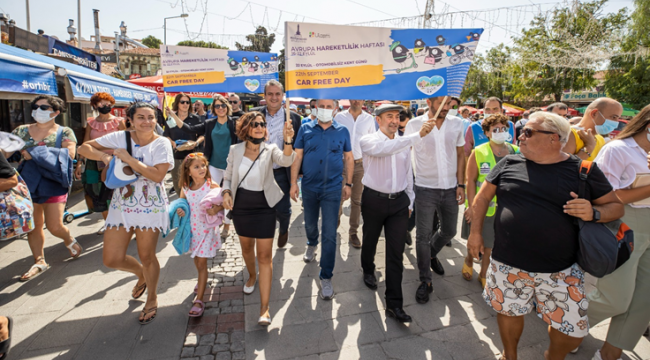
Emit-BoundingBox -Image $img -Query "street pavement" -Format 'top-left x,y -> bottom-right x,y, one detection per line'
2,178 -> 650,359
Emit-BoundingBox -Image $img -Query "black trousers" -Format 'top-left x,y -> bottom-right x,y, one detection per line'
360,187 -> 410,309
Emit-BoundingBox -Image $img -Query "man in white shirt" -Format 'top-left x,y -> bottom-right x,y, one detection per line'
359,103 -> 435,323
334,100 -> 375,248
405,96 -> 466,305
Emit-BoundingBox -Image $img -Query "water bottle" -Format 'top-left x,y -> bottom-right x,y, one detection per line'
166,117 -> 177,128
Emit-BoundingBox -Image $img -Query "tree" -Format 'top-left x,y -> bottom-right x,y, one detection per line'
278,48 -> 285,87
604,0 -> 650,110
461,44 -> 519,106
235,26 -> 275,53
177,40 -> 228,49
511,0 -> 628,101
141,35 -> 162,49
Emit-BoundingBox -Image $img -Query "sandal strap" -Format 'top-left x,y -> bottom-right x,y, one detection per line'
67,239 -> 80,255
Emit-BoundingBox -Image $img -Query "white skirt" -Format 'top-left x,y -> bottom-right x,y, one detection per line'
105,177 -> 170,233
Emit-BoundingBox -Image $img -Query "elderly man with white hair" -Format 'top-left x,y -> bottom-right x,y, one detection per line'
468,111 -> 624,360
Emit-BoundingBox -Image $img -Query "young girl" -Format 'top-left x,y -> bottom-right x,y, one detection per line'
176,152 -> 223,317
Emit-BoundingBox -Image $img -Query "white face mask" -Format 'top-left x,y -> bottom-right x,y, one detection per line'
448,109 -> 458,117
317,108 -> 334,123
491,131 -> 510,144
311,108 -> 318,117
32,108 -> 54,123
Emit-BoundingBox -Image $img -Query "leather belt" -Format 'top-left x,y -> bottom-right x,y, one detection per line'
366,187 -> 405,200
354,159 -> 363,164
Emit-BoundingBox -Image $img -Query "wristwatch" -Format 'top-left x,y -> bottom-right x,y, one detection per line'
457,184 -> 466,189
345,183 -> 353,188
284,141 -> 293,145
592,208 -> 601,222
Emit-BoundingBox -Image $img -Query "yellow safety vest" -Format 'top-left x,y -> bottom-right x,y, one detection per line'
466,142 -> 519,217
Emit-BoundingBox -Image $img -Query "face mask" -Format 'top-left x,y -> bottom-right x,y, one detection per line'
448,109 -> 458,117
594,111 -> 618,135
647,127 -> 650,143
491,131 -> 511,144
317,108 -> 334,123
248,136 -> 265,145
97,105 -> 113,115
32,108 -> 54,123
311,108 -> 318,117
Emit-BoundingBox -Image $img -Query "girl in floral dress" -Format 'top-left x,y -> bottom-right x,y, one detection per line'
176,152 -> 223,317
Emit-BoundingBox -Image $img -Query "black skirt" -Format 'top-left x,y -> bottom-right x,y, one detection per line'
232,188 -> 276,239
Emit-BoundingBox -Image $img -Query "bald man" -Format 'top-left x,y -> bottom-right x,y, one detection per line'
562,97 -> 623,161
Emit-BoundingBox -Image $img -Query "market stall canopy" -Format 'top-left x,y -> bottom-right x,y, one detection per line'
0,43 -> 58,98
478,106 -> 523,116
0,43 -> 157,106
127,75 -> 224,105
460,105 -> 478,114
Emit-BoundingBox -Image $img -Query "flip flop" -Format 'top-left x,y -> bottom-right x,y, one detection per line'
66,239 -> 83,259
479,276 -> 486,288
0,316 -> 13,360
194,284 -> 198,294
189,300 -> 204,317
19,263 -> 50,282
132,281 -> 147,299
462,262 -> 473,281
139,306 -> 157,325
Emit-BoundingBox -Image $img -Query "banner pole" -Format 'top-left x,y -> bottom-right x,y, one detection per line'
284,21 -> 291,142
430,95 -> 448,121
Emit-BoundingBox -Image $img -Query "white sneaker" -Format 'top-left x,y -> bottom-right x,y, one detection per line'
304,245 -> 317,263
320,278 -> 334,300
97,225 -> 106,235
592,350 -> 622,360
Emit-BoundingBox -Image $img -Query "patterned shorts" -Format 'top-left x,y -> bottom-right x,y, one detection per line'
483,258 -> 589,338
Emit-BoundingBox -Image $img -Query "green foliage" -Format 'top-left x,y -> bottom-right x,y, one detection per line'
235,26 -> 276,53
141,35 -> 162,49
604,0 -> 650,109
461,44 -> 516,105
177,40 -> 228,49
278,48 -> 285,87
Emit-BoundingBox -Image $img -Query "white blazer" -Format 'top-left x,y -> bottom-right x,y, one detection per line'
223,142 -> 295,207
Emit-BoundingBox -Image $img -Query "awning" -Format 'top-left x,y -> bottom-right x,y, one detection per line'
576,106 -> 639,117
0,44 -> 58,98
540,105 -> 580,116
0,43 -> 157,106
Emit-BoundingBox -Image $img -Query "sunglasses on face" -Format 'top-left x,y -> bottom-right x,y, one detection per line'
229,101 -> 239,104
450,105 -> 459,109
521,127 -> 556,138
213,104 -> 228,109
492,127 -> 508,133
179,100 -> 191,105
251,121 -> 267,128
185,152 -> 204,159
31,104 -> 52,111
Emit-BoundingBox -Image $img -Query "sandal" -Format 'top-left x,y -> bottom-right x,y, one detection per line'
220,227 -> 230,240
139,306 -> 157,325
0,316 -> 13,360
19,263 -> 50,282
189,300 -> 205,317
462,262 -> 473,281
66,239 -> 83,259
132,281 -> 147,299
479,276 -> 486,288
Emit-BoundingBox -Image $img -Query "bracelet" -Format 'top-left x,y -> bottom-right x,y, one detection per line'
457,184 -> 466,189
581,147 -> 592,157
284,141 -> 293,146
222,189 -> 232,196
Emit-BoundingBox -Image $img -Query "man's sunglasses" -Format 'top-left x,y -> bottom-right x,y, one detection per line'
213,104 -> 228,109
229,101 -> 239,104
521,128 -> 556,138
31,104 -> 52,111
178,100 -> 191,105
251,121 -> 267,128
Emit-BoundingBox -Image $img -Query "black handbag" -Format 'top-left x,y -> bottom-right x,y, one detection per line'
576,160 -> 633,278
226,148 -> 266,220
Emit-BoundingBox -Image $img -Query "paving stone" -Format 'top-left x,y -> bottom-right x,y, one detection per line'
199,356 -> 215,360
215,352 -> 231,360
211,344 -> 231,353
215,333 -> 229,344
232,351 -> 246,360
181,347 -> 195,358
199,334 -> 216,346
230,341 -> 245,352
230,331 -> 244,343
194,345 -> 211,356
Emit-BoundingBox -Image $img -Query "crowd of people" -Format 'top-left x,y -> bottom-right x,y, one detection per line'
1,80 -> 650,360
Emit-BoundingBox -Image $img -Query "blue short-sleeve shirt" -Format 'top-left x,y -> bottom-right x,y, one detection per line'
294,120 -> 351,193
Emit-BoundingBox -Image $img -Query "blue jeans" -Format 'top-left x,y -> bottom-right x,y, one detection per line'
273,168 -> 292,235
302,188 -> 341,280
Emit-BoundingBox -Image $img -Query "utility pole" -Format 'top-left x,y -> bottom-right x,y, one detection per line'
78,0 -> 81,45
25,0 -> 30,31
422,0 -> 434,28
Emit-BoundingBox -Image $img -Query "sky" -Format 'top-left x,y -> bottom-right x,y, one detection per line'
0,0 -> 634,55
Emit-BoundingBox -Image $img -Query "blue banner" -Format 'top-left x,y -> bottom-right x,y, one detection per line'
160,45 -> 279,93
0,58 -> 58,96
47,36 -> 102,72
68,75 -> 158,105
285,22 -> 483,100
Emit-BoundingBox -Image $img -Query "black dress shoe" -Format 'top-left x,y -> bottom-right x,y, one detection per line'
431,257 -> 445,275
445,241 -> 452,247
363,273 -> 377,290
386,307 -> 412,323
405,231 -> 412,246
645,326 -> 650,337
415,281 -> 433,304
